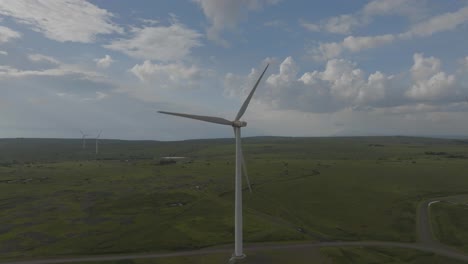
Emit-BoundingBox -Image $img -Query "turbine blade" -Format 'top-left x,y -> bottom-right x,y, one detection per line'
97,130 -> 102,138
158,111 -> 233,126
235,64 -> 269,121
240,144 -> 253,194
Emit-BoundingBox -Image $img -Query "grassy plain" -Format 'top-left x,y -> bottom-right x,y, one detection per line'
431,198 -> 468,253
321,247 -> 467,264
59,247 -> 466,264
1,136 -> 468,261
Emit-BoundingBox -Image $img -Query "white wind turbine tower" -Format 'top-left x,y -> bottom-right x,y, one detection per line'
79,130 -> 89,149
95,130 -> 102,155
158,64 -> 269,260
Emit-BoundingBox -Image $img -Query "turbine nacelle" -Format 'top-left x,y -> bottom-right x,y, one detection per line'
232,120 -> 247,127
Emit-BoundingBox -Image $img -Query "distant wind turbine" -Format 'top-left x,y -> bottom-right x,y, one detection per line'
95,130 -> 102,155
79,130 -> 89,149
158,64 -> 269,261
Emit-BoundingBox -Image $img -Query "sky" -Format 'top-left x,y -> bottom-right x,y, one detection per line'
0,0 -> 468,140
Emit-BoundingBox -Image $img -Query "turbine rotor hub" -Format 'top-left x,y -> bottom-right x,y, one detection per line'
232,120 -> 247,127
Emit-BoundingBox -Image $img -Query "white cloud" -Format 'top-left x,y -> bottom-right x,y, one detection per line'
57,91 -> 108,102
130,60 -> 204,88
323,15 -> 361,35
83,91 -> 108,101
301,0 -> 427,34
410,53 -> 442,81
304,58 -> 388,103
28,53 -> 60,64
193,0 -> 279,45
232,100 -> 468,139
462,56 -> 468,71
373,103 -> 439,115
268,57 -> 299,85
227,54 -> 468,114
139,18 -> 159,26
264,20 -> 286,27
264,19 -> 289,31
226,56 -> 392,113
310,34 -> 395,60
310,5 -> 468,61
300,21 -> 320,32
95,91 -> 108,100
0,0 -> 122,43
402,6 -> 468,38
0,26 -> 21,43
363,0 -> 427,18
301,15 -> 361,34
104,23 -> 202,61
405,53 -> 456,100
310,42 -> 343,61
342,34 -> 395,52
301,16 -> 362,35
0,50 -> 7,55
0,64 -> 102,80
361,71 -> 390,102
94,55 -> 114,68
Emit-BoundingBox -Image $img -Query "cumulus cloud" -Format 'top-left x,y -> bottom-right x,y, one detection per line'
130,60 -> 204,89
405,53 -> 456,100
94,55 -> 114,68
298,58 -> 389,104
226,54 -> 468,114
193,0 -> 279,46
104,23 -> 202,61
0,26 -> 21,43
225,56 -> 392,113
0,0 -> 122,43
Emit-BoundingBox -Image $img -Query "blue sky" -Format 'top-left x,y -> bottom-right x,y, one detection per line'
0,0 -> 468,140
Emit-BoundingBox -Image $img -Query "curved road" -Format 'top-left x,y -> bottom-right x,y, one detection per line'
418,198 -> 440,245
2,195 -> 468,264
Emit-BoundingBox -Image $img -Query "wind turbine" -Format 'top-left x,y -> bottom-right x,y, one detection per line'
95,130 -> 102,155
158,64 -> 269,260
79,130 -> 89,149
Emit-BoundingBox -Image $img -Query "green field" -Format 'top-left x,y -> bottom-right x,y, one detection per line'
431,199 -> 468,253
1,137 -> 468,261
49,247 -> 467,264
321,247 -> 467,264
